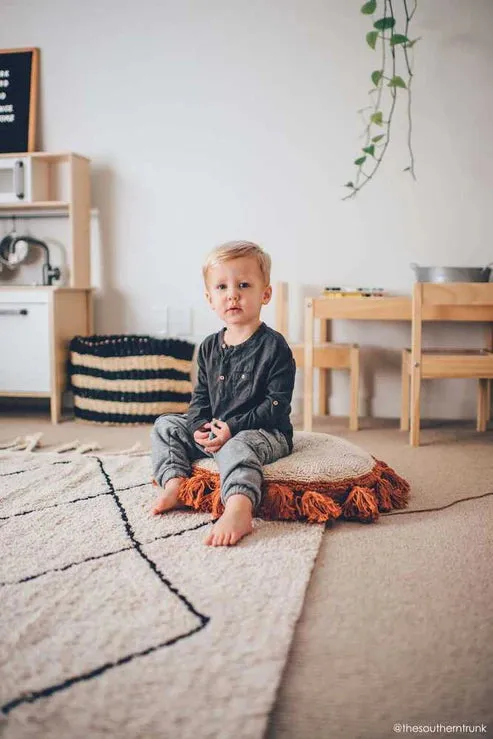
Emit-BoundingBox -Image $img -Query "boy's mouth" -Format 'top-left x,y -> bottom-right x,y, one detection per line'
227,306 -> 242,313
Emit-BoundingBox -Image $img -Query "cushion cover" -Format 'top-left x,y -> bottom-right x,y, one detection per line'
176,431 -> 409,523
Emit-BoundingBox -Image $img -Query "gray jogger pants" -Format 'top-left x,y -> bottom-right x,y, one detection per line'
151,414 -> 290,510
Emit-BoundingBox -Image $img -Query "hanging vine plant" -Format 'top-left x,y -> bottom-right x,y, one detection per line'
343,0 -> 419,199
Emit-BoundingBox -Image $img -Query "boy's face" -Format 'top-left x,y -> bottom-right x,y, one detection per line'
205,256 -> 272,328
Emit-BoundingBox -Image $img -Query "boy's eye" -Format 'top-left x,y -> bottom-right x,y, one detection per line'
239,282 -> 250,289
216,284 -> 226,290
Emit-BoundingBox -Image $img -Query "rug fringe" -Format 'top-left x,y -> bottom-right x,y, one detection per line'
0,435 -> 104,455
76,442 -> 102,454
52,439 -> 81,453
51,439 -> 101,454
0,436 -> 23,450
103,442 -> 146,456
0,433 -> 43,452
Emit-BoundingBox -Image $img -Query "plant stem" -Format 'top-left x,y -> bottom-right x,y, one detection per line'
403,0 -> 417,179
345,0 -> 399,199
344,0 -> 418,197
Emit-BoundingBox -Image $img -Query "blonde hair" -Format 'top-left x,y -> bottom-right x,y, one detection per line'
202,241 -> 271,285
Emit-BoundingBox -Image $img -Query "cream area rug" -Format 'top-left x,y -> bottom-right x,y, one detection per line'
0,451 -> 323,739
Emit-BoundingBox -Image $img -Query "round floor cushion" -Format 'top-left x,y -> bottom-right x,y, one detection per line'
177,431 -> 410,524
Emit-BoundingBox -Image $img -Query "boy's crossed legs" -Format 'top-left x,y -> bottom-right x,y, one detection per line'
151,415 -> 289,546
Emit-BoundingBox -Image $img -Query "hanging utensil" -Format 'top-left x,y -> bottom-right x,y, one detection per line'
0,218 -> 18,271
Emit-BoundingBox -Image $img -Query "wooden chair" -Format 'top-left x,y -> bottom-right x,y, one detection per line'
275,283 -> 359,431
400,282 -> 493,446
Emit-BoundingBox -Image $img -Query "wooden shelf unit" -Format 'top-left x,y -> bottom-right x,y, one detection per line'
0,152 -> 91,288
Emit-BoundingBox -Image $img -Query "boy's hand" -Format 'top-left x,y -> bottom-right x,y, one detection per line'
201,419 -> 232,454
193,423 -> 212,447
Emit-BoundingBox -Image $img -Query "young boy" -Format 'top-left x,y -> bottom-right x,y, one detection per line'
151,241 -> 296,547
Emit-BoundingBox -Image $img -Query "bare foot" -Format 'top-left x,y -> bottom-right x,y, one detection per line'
204,494 -> 253,546
152,477 -> 185,515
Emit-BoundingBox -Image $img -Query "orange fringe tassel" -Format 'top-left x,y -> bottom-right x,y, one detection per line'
341,486 -> 379,522
259,483 -> 298,521
154,456 -> 409,525
179,470 -> 213,510
297,490 -> 342,523
376,460 -> 410,510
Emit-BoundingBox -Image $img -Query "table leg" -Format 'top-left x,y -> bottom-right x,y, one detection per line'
400,351 -> 410,431
50,391 -> 61,424
486,323 -> 493,423
477,380 -> 488,432
317,318 -> 332,416
349,347 -> 359,431
318,369 -> 328,416
303,299 -> 315,431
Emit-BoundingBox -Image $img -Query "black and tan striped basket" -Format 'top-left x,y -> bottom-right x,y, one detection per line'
69,335 -> 195,425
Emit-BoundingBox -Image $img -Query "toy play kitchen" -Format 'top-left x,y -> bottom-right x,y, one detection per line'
0,151 -> 93,423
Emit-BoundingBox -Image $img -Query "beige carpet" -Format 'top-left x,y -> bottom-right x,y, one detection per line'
1,410 -> 493,737
0,450 -> 323,739
268,495 -> 493,738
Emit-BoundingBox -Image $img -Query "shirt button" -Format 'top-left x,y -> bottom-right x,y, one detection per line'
241,373 -> 246,379
219,375 -> 225,380
273,400 -> 279,406
222,344 -> 226,349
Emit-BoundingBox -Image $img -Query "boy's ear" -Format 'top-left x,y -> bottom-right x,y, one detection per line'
262,284 -> 272,305
205,290 -> 212,306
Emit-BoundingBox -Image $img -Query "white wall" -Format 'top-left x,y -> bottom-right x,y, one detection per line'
1,0 -> 492,419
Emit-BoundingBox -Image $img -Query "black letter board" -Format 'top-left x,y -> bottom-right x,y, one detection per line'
0,48 -> 39,153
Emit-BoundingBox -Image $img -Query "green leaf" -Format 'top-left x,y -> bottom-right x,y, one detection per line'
403,166 -> 411,172
366,31 -> 379,49
405,37 -> 422,48
371,134 -> 384,142
371,69 -> 383,86
388,75 -> 407,88
362,145 -> 375,157
361,0 -> 377,14
354,156 -> 367,166
374,16 -> 396,30
390,33 -> 409,46
345,181 -> 355,188
370,111 -> 383,125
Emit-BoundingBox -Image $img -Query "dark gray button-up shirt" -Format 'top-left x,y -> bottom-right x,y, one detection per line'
187,323 -> 296,450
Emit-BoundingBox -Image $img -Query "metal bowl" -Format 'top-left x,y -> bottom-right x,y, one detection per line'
410,263 -> 492,283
